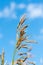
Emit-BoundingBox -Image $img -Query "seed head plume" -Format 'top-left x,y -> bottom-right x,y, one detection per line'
17,14 -> 26,29
0,14 -> 37,65
11,14 -> 37,65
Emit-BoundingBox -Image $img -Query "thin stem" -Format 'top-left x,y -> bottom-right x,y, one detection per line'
12,44 -> 17,65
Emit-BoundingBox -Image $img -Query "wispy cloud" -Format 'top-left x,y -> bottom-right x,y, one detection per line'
40,57 -> 43,64
0,2 -> 43,19
18,3 -> 26,9
27,4 -> 43,18
40,28 -> 43,34
3,7 -> 10,17
0,33 -> 3,39
10,2 -> 16,11
0,2 -> 17,19
0,2 -> 26,19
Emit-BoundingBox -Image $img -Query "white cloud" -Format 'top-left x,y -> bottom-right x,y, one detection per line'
40,58 -> 43,64
18,4 -> 26,9
27,4 -> 43,18
0,3 -> 43,19
0,2 -> 26,19
3,7 -> 10,17
10,2 -> 16,11
40,28 -> 43,34
0,2 -> 17,19
0,33 -> 3,39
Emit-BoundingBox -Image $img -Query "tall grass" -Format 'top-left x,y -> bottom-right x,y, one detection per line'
12,14 -> 37,65
0,14 -> 37,65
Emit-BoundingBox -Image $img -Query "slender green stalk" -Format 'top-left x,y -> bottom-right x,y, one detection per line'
12,45 -> 16,65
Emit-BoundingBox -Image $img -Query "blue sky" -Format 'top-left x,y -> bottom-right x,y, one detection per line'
0,0 -> 43,65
